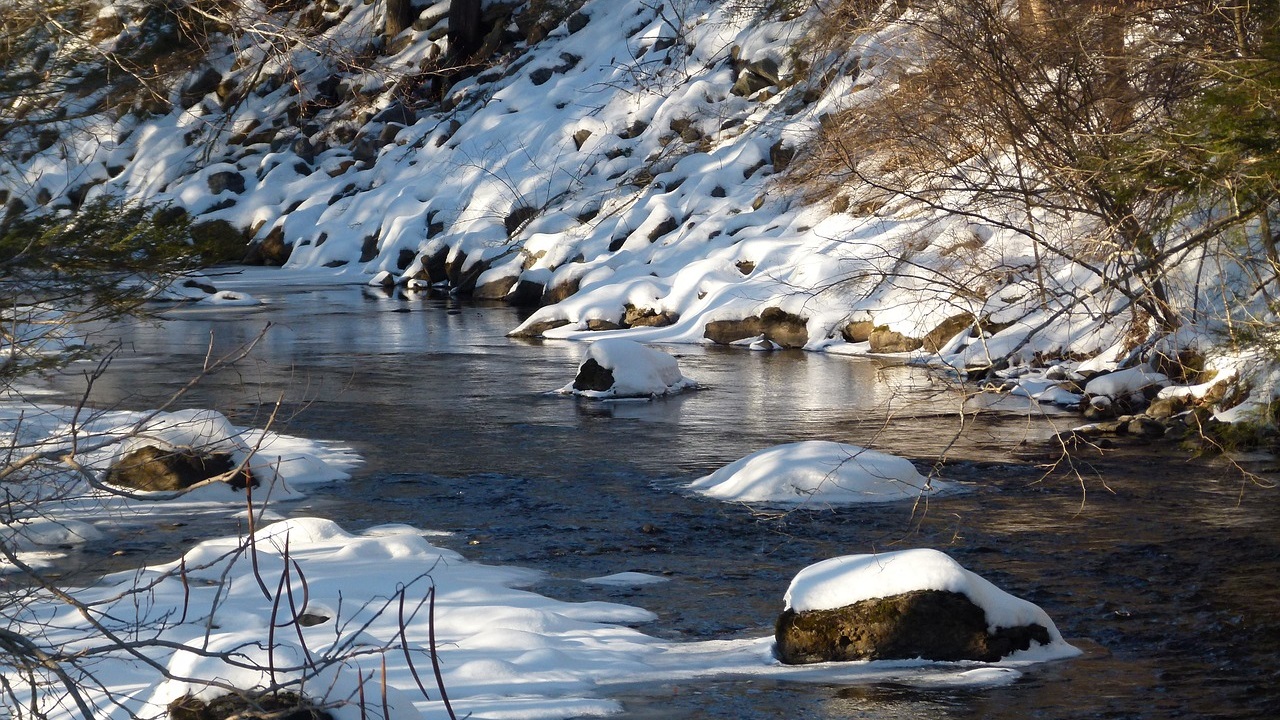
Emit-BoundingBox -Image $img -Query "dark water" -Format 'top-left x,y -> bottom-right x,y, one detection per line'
44,270 -> 1280,719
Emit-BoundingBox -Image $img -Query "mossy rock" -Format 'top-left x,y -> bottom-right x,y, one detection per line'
775,589 -> 1051,664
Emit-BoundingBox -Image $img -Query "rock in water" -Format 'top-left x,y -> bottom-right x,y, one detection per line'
560,339 -> 696,398
774,549 -> 1071,664
572,357 -> 615,392
775,589 -> 1051,663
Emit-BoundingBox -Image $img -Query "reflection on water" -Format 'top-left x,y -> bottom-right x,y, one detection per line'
41,269 -> 1280,720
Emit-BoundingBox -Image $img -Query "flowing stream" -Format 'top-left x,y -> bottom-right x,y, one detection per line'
40,269 -> 1280,719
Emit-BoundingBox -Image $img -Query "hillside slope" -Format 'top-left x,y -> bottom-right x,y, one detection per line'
3,0 -> 1278,431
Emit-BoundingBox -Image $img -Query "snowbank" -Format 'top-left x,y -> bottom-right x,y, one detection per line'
0,402 -> 358,572
689,441 -> 952,504
16,519 -> 1081,720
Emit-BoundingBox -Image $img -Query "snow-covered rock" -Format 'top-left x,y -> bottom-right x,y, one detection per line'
558,339 -> 697,398
689,441 -> 950,504
775,549 -> 1078,664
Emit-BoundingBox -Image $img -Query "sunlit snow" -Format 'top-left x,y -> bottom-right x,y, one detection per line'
689,440 -> 952,504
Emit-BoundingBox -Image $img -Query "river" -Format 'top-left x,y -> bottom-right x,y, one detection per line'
43,269 -> 1280,719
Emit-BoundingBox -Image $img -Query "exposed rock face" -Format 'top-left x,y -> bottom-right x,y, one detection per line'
841,320 -> 875,343
472,274 -> 518,300
703,309 -> 807,347
506,277 -> 546,307
775,589 -> 1051,664
759,307 -> 808,348
244,226 -> 292,266
572,357 -> 615,392
623,304 -> 678,328
509,318 -> 570,338
868,326 -> 923,353
107,445 -> 255,492
922,314 -> 973,352
704,316 -> 763,344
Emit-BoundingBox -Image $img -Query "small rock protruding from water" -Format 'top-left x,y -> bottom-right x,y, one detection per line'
560,339 -> 696,399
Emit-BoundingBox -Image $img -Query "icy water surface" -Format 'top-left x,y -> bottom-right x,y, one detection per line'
46,269 -> 1280,719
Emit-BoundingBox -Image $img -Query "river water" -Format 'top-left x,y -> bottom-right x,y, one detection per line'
44,270 -> 1280,719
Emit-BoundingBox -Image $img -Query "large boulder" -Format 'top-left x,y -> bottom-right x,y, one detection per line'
775,549 -> 1073,664
106,445 -> 255,492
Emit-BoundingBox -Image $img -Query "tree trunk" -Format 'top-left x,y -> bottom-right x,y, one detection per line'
385,0 -> 414,45
448,0 -> 484,63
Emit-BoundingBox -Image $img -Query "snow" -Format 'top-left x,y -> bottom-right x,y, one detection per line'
689,441 -> 953,504
0,402 -> 357,572
1083,365 -> 1169,400
582,572 -> 670,587
557,339 -> 697,398
783,549 -> 1079,661
14,514 -> 1078,720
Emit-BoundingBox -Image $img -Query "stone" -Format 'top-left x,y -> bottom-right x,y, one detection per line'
370,101 -> 415,126
775,589 -> 1052,664
567,11 -> 590,33
759,307 -> 808,348
841,320 -> 875,343
572,358 -> 615,392
769,140 -> 796,171
704,317 -> 763,345
586,318 -> 624,331
1145,396 -> 1187,420
623,304 -> 677,328
868,327 -> 923,353
542,277 -> 581,305
473,274 -> 518,300
180,66 -> 222,108
106,445 -> 255,492
508,318 -> 571,338
1127,416 -> 1166,439
507,278 -> 546,307
243,226 -> 292,266
921,314 -> 973,352
732,58 -> 781,97
206,171 -> 246,195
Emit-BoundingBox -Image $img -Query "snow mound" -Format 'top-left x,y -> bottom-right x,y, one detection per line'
784,549 -> 1078,659
558,339 -> 697,398
690,441 -> 950,504
583,571 -> 670,586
